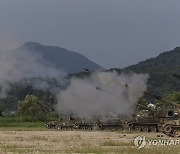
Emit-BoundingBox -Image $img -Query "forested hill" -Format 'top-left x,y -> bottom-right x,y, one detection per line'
122,47 -> 180,97
69,47 -> 180,97
17,42 -> 103,73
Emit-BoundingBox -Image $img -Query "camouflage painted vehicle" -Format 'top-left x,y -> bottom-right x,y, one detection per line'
74,118 -> 95,130
56,121 -> 77,130
45,121 -> 59,129
125,99 -> 180,137
45,77 -> 180,137
46,116 -> 93,130
96,86 -> 180,137
159,103 -> 180,137
45,116 -> 76,130
95,118 -> 123,130
124,104 -> 160,132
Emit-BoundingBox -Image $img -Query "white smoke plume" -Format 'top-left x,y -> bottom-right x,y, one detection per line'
0,35 -> 149,118
56,71 -> 149,118
0,46 -> 65,98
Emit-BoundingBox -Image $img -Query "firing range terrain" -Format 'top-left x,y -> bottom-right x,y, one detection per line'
0,130 -> 179,154
0,43 -> 180,153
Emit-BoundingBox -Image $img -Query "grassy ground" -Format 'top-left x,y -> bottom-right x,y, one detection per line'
0,117 -> 48,131
0,130 -> 179,154
0,118 -> 180,154
66,146 -> 180,154
0,140 -> 179,154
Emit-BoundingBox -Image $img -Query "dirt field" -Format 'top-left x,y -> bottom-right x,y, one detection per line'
0,130 -> 180,154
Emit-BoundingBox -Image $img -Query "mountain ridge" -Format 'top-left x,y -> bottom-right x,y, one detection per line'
0,43 -> 179,111
122,47 -> 180,97
17,42 -> 103,73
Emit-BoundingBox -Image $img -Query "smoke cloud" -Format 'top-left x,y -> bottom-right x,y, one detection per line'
0,46 -> 65,98
0,35 -> 149,119
56,71 -> 149,118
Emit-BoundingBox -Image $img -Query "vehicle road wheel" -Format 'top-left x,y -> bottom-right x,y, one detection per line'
164,125 -> 172,134
46,125 -> 51,129
134,126 -> 141,131
142,126 -> 149,132
128,123 -> 134,130
149,126 -> 157,132
98,124 -> 103,130
172,130 -> 180,137
57,126 -> 62,130
93,125 -> 99,130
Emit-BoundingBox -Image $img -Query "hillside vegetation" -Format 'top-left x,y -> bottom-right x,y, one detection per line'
111,47 -> 180,97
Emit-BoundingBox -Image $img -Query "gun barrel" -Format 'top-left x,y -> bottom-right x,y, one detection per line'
137,103 -> 155,114
96,87 -> 121,98
144,92 -> 180,108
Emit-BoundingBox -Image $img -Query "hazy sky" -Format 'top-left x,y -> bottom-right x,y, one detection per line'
0,0 -> 180,68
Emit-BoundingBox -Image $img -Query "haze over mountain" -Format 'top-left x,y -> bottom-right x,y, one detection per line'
16,42 -> 103,73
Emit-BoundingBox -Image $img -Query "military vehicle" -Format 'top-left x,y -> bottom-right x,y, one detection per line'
46,116 -> 95,130
96,86 -> 180,137
56,121 -> 77,130
95,118 -> 123,130
126,102 -> 180,136
122,91 -> 180,137
45,116 -> 78,130
75,120 -> 94,130
45,73 -> 180,137
45,121 -> 59,129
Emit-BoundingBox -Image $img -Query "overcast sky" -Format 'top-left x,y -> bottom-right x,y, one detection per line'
0,0 -> 180,69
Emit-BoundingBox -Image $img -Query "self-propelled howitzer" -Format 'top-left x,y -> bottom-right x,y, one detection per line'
127,92 -> 180,137
144,92 -> 180,137
96,86 -> 180,137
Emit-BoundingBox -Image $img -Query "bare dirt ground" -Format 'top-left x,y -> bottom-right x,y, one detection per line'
0,130 -> 179,154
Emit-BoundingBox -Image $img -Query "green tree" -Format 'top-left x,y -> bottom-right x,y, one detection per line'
155,91 -> 180,108
166,91 -> 180,104
17,95 -> 47,121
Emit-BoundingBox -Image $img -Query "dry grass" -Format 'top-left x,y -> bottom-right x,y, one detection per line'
0,130 -> 179,154
0,144 -> 62,154
67,146 -> 180,154
1,143 -> 180,154
102,140 -> 133,146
